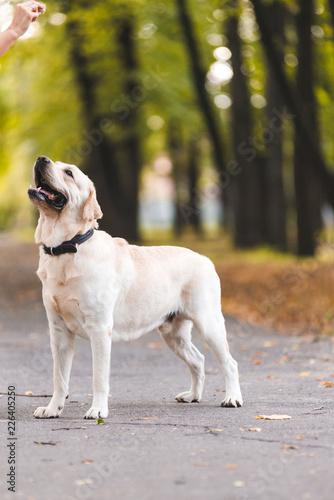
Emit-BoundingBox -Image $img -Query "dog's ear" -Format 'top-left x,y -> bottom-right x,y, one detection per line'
83,185 -> 103,223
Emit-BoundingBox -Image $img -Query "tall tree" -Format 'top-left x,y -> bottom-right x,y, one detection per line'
251,0 -> 334,213
168,121 -> 186,236
63,1 -> 141,241
293,0 -> 323,255
187,136 -> 202,235
175,0 -> 226,176
227,8 -> 264,248
263,0 -> 287,251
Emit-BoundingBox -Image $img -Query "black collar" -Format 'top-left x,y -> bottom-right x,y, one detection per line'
43,229 -> 94,256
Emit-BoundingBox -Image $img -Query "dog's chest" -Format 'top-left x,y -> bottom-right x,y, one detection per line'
38,261 -> 104,338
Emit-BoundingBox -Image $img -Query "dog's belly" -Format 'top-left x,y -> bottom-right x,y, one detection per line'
44,285 -> 167,342
112,315 -> 167,342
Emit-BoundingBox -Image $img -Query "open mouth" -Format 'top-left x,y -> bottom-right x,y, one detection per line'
28,169 -> 67,210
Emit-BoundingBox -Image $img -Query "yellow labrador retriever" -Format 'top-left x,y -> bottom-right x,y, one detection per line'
28,156 -> 242,419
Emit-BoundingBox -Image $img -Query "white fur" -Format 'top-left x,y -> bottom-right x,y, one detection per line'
30,159 -> 243,419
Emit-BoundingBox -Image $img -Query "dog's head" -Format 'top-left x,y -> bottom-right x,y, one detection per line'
28,156 -> 103,244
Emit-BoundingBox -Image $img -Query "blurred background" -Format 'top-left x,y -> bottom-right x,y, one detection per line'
1,0 -> 334,334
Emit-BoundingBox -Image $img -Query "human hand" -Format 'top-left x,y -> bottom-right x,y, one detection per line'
8,1 -> 46,38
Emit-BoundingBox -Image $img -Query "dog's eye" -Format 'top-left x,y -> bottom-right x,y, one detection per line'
65,169 -> 73,178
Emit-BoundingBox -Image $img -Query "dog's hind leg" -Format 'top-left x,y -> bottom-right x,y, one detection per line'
158,315 -> 205,403
194,313 -> 242,408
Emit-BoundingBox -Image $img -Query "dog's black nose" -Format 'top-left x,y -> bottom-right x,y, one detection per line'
36,156 -> 51,164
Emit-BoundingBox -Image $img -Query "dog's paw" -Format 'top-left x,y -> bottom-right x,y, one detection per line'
33,405 -> 62,418
221,394 -> 243,408
175,391 -> 201,403
84,406 -> 108,419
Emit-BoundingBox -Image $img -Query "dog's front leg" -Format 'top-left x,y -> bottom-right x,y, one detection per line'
84,332 -> 112,419
34,326 -> 75,419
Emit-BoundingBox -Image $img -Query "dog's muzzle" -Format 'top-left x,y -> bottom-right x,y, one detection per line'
28,156 -> 68,210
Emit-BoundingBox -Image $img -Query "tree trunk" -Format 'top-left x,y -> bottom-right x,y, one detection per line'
251,0 -> 334,212
264,0 -> 287,250
329,0 -> 334,26
168,122 -> 186,236
188,137 -> 202,235
113,17 -> 141,241
293,0 -> 323,255
175,0 -> 226,174
64,2 -> 140,241
227,14 -> 264,248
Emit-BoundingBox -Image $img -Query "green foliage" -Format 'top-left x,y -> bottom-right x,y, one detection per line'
0,0 -> 334,241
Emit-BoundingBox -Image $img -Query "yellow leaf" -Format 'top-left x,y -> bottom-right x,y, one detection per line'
318,381 -> 334,388
300,372 -> 311,377
255,415 -> 291,420
148,342 -> 163,349
135,417 -> 158,420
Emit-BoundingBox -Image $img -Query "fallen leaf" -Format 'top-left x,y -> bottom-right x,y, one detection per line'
148,342 -> 163,349
251,352 -> 266,360
255,415 -> 291,420
266,375 -> 275,379
25,391 -> 34,395
74,478 -> 94,486
282,445 -> 299,450
249,427 -> 262,432
208,428 -> 224,433
263,340 -> 277,348
276,355 -> 291,364
233,480 -> 245,488
134,417 -> 158,421
316,377 -> 323,381
296,434 -> 303,440
52,426 -> 86,431
318,381 -> 334,388
300,372 -> 311,377
253,360 -> 262,365
82,460 -> 93,464
226,464 -> 238,469
95,418 -> 104,425
33,441 -> 57,446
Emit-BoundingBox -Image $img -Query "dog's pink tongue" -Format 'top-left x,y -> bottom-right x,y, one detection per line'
37,188 -> 55,200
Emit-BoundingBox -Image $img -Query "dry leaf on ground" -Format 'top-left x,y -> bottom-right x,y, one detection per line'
255,415 -> 291,420
148,342 -> 163,349
318,381 -> 334,388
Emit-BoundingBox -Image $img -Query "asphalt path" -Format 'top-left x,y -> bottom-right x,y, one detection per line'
0,237 -> 333,500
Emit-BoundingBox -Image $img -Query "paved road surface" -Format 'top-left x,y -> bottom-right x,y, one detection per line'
0,237 -> 333,500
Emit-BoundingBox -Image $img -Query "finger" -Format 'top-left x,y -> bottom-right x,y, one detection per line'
37,2 -> 46,13
22,1 -> 37,6
23,1 -> 45,13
